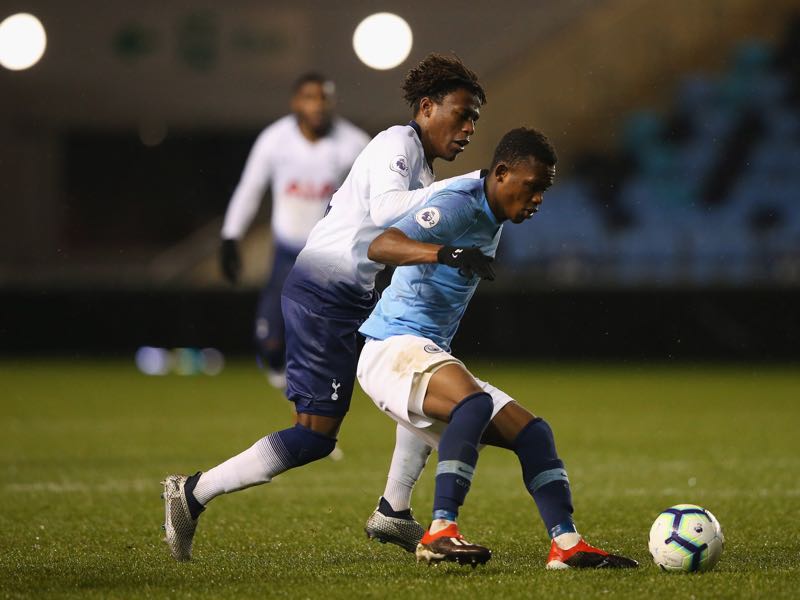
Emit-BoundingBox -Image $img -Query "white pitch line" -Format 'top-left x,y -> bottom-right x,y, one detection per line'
580,487 -> 800,498
5,479 -> 154,493
5,481 -> 799,499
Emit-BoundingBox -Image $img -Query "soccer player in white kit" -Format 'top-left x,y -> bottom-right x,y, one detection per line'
219,73 -> 369,388
162,54 -> 488,561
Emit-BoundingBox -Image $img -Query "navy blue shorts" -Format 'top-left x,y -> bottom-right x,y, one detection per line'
281,294 -> 366,417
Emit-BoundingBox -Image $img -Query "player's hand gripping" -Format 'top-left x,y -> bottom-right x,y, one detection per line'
220,239 -> 242,284
437,246 -> 495,281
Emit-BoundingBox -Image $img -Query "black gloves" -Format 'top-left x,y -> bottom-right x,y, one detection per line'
437,245 -> 495,281
220,239 -> 241,284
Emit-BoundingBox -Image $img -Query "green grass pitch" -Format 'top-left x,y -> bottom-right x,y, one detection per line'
1,360 -> 798,598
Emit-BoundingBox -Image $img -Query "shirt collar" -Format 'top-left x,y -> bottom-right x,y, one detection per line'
408,120 -> 434,178
407,120 -> 422,140
480,179 -> 501,226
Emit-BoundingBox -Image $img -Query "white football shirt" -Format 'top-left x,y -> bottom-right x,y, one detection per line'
221,115 -> 370,250
285,122 -> 481,310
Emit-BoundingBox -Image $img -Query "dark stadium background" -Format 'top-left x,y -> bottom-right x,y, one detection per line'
1,0 -> 799,361
2,5 -> 800,598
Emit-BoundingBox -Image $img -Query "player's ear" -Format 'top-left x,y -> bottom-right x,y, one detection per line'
419,97 -> 434,119
494,163 -> 508,182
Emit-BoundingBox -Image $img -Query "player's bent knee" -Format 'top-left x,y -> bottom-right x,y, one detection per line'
513,417 -> 564,470
279,424 -> 337,467
452,391 -> 494,424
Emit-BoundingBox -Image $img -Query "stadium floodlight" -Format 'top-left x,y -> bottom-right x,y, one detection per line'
352,13 -> 412,70
0,13 -> 47,71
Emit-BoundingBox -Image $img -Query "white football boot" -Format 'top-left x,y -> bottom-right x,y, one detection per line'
161,474 -> 201,561
364,497 -> 425,553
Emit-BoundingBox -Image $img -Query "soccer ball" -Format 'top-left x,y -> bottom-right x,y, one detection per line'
648,504 -> 724,572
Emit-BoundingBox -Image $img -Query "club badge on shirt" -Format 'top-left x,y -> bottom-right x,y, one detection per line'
390,155 -> 410,177
415,207 -> 441,229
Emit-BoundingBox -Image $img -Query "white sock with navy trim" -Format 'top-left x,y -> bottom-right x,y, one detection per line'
192,433 -> 293,506
382,424 -> 432,511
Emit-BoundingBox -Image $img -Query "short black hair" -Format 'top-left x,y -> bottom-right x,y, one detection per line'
292,72 -> 333,94
490,127 -> 557,169
402,53 -> 486,114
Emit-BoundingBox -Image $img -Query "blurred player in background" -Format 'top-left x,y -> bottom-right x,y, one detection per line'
162,54 -> 488,561
219,73 -> 369,388
358,127 -> 637,569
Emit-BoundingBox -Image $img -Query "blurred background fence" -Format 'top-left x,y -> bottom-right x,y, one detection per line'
1,0 -> 798,359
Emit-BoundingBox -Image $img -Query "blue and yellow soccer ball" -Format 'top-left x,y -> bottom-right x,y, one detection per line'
648,504 -> 725,572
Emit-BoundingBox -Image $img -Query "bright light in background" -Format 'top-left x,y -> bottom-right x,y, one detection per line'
0,13 -> 47,71
135,346 -> 172,376
353,13 -> 412,70
135,346 -> 225,376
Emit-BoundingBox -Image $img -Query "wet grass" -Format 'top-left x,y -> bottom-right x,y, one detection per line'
1,360 -> 798,598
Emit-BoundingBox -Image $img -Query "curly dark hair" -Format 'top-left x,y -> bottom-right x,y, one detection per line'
490,127 -> 557,169
402,53 -> 486,114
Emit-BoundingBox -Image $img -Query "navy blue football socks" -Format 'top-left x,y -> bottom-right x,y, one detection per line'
513,417 -> 576,537
275,423 -> 336,468
378,496 -> 413,519
432,391 -> 493,521
184,471 -> 205,520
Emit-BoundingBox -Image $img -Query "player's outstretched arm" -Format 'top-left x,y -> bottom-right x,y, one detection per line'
368,228 -> 440,266
437,245 -> 495,281
368,228 -> 495,280
220,128 -> 275,241
369,170 -> 483,229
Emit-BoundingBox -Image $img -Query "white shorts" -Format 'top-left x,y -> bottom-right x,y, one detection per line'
357,335 -> 515,448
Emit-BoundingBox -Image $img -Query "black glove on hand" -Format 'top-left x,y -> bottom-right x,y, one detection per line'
220,239 -> 241,284
437,246 -> 495,281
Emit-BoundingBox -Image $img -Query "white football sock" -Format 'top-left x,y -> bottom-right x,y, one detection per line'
382,424 -> 432,512
554,531 -> 582,550
192,432 -> 294,506
429,518 -> 456,534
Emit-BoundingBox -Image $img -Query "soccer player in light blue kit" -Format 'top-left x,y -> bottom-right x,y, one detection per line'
358,128 -> 639,568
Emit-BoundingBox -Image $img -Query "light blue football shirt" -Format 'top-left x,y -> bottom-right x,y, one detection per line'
359,177 -> 502,352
